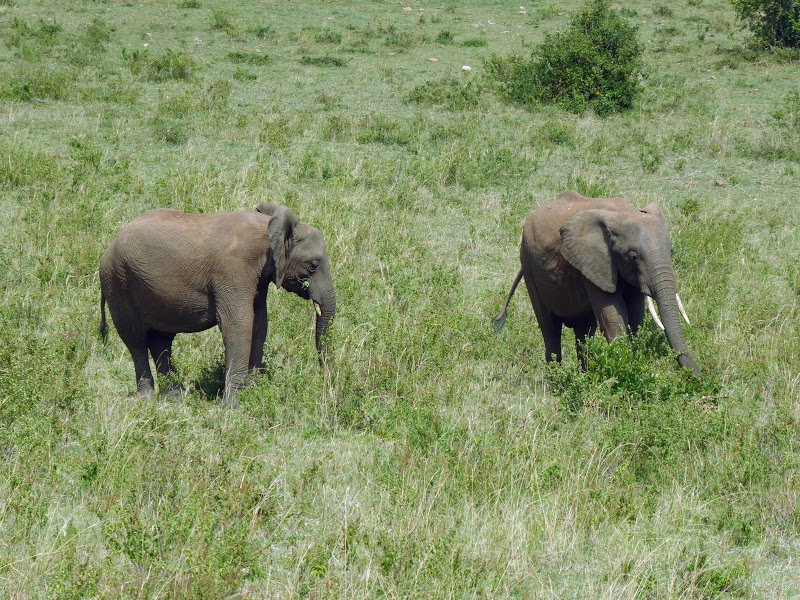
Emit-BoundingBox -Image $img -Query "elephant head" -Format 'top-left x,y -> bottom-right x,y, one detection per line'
559,203 -> 699,375
256,203 -> 336,363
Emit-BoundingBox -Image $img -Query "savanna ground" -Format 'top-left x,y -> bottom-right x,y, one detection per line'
0,0 -> 798,597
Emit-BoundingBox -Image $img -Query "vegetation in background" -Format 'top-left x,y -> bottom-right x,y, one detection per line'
0,0 -> 798,596
731,0 -> 800,48
485,0 -> 644,115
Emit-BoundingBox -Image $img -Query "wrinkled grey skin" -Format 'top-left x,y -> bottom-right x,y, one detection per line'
494,191 -> 699,375
100,203 -> 336,407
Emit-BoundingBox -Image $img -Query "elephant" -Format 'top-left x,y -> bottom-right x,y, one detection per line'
493,191 -> 699,375
99,202 -> 336,407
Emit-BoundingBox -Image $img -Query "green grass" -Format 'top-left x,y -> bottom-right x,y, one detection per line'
1,0 -> 799,597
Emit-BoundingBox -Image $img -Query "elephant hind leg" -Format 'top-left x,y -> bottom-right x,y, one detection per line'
522,273 -> 563,362
130,345 -> 155,398
148,330 -> 179,396
113,321 -> 155,398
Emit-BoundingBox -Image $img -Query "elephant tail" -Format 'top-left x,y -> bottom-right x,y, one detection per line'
492,269 -> 523,332
100,290 -> 108,344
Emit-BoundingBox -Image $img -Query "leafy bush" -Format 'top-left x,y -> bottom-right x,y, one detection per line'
485,0 -> 643,115
123,48 -> 196,81
546,330 -> 730,499
0,63 -> 74,101
407,75 -> 486,110
731,0 -> 800,48
300,54 -> 348,67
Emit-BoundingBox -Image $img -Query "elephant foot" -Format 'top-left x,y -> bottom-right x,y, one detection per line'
161,386 -> 186,402
137,387 -> 156,401
220,396 -> 240,410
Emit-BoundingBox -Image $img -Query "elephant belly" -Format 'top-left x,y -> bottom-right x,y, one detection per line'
137,289 -> 217,334
529,261 -> 593,321
542,286 -> 593,322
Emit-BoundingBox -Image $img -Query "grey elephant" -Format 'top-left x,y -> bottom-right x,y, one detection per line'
99,202 -> 336,407
493,191 -> 699,375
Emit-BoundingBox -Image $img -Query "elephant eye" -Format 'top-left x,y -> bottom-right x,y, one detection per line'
309,260 -> 320,273
626,251 -> 638,262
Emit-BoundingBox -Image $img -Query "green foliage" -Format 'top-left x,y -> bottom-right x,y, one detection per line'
407,75 -> 486,110
211,9 -> 239,36
83,17 -> 113,52
0,326 -> 88,424
0,63 -> 74,101
123,48 -> 196,81
314,28 -> 343,45
731,0 -> 800,48
226,50 -> 271,65
460,37 -> 487,47
486,0 -> 644,115
300,54 -> 348,67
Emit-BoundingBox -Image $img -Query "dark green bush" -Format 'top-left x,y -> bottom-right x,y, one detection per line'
485,0 -> 643,115
731,0 -> 800,48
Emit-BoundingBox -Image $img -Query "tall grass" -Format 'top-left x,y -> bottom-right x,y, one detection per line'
0,0 -> 798,597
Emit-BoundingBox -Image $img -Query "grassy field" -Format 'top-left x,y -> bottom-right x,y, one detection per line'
1,0 -> 798,597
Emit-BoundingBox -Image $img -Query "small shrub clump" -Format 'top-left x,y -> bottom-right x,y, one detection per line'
407,75 -> 486,110
485,0 -> 644,116
731,0 -> 800,48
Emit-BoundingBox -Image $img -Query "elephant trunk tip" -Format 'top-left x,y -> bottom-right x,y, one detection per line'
679,353 -> 700,377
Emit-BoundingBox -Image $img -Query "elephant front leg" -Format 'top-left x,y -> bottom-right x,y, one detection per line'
623,286 -> 645,335
585,281 -> 629,342
218,309 -> 255,408
523,273 -> 563,362
248,292 -> 268,375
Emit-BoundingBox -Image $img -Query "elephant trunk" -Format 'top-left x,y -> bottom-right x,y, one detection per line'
649,264 -> 700,376
313,287 -> 336,365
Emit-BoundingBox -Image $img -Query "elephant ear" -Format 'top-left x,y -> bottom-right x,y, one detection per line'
560,209 -> 617,293
266,205 -> 299,288
254,202 -> 280,216
640,202 -> 665,221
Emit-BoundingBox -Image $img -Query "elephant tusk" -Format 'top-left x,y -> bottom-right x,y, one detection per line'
646,296 -> 665,331
314,302 -> 322,317
676,293 -> 690,325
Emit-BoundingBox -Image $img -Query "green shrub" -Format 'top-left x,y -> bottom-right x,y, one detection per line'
152,117 -> 189,144
211,9 -> 239,36
299,54 -> 348,67
4,55 -> 80,101
460,37 -> 488,47
546,330 -> 726,495
486,0 -> 643,115
227,51 -> 271,65
731,0 -> 800,48
314,28 -> 342,44
407,75 -> 486,110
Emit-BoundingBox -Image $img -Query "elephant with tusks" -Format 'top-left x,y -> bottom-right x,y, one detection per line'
494,191 -> 698,375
